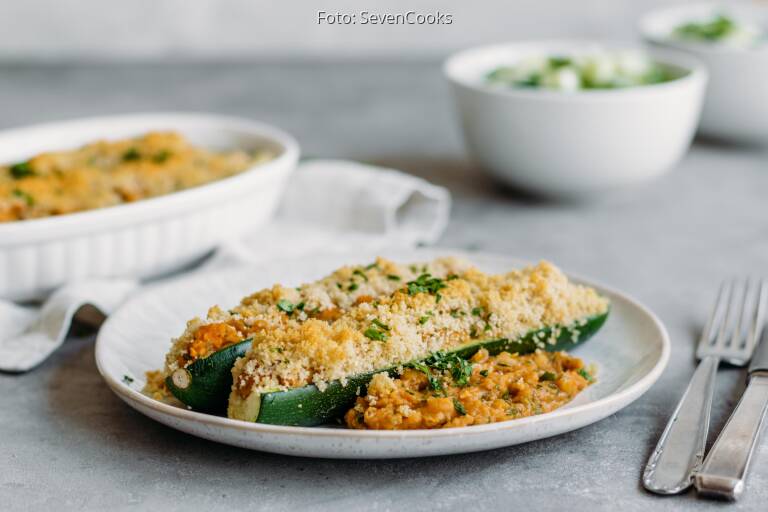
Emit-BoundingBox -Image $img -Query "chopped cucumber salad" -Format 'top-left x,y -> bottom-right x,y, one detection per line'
485,51 -> 673,92
673,14 -> 763,47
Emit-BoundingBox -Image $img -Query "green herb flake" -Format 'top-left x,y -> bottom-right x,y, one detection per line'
540,371 -> 557,382
9,161 -> 34,179
152,150 -> 171,163
446,273 -> 459,281
387,274 -> 401,281
453,398 -> 467,416
578,368 -> 595,383
12,189 -> 35,206
122,374 -> 134,384
348,282 -> 359,292
406,273 -> 447,297
471,307 -> 484,317
276,299 -> 294,314
479,369 -> 489,377
418,312 -> 432,325
365,262 -> 379,270
363,319 -> 389,342
352,269 -> 369,282
370,318 -> 390,331
410,361 -> 443,391
122,148 -> 141,161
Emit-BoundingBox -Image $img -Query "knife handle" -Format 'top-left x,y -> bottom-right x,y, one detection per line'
694,373 -> 768,501
643,355 -> 719,494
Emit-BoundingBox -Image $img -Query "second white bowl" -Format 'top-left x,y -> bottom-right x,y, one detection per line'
444,41 -> 707,197
640,2 -> 768,144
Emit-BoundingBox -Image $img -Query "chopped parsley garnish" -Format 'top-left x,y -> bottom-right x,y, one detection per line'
122,374 -> 134,384
479,369 -> 489,377
12,189 -> 34,206
276,299 -> 295,314
152,150 -> 171,163
471,307 -> 484,317
446,274 -> 459,281
410,362 -> 443,391
578,368 -> 595,383
469,326 -> 478,337
453,398 -> 467,416
348,282 -> 359,292
364,319 -> 389,342
420,351 -> 474,387
370,318 -> 390,331
295,302 -> 305,311
365,262 -> 379,270
418,312 -> 432,325
352,269 -> 368,282
387,274 -> 401,281
9,161 -> 34,179
540,371 -> 557,382
122,148 -> 141,161
450,309 -> 465,318
406,273 -> 447,300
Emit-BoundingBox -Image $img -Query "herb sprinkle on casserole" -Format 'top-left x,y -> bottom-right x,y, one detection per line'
224,258 -> 608,417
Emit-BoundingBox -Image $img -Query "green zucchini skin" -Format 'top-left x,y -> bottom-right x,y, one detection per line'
165,338 -> 252,413
255,311 -> 609,426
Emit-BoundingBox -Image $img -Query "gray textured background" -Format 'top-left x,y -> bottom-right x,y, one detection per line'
1,60 -> 767,511
0,0 -> 696,60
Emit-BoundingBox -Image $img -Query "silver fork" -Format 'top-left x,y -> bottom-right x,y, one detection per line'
643,279 -> 767,495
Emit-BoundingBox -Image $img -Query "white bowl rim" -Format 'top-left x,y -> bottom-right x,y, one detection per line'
94,252 -> 671,441
0,112 -> 300,245
443,39 -> 708,101
639,1 -> 768,55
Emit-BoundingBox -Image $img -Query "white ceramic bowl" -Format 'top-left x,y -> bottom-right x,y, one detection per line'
444,41 -> 707,197
640,2 -> 768,144
0,113 -> 299,301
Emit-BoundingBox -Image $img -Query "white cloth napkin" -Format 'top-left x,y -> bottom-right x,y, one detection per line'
0,159 -> 450,373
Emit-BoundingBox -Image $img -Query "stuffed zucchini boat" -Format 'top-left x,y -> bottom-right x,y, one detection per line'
146,257 -> 610,428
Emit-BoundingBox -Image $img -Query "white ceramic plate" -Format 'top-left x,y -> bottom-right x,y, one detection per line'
0,112 -> 299,301
95,249 -> 670,459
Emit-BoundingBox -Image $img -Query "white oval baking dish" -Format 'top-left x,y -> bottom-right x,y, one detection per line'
0,113 -> 299,301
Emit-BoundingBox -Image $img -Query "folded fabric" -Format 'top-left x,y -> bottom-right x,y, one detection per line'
0,159 -> 450,373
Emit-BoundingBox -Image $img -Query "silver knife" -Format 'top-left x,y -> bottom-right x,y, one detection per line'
694,327 -> 768,500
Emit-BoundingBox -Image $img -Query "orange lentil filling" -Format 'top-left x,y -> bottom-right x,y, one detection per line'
184,323 -> 243,362
345,348 -> 594,430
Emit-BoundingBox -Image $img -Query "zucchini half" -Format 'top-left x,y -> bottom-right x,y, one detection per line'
166,338 -> 252,413
229,310 -> 609,425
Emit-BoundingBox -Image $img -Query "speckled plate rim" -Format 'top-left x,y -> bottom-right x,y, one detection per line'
95,249 -> 670,457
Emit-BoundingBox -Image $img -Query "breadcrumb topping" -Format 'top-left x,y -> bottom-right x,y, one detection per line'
227,258 -> 608,407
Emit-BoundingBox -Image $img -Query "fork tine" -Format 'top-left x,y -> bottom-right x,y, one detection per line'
746,279 -> 767,353
714,280 -> 736,349
730,278 -> 751,349
700,281 -> 728,349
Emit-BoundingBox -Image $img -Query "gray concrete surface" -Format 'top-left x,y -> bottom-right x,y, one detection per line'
2,61 -> 768,511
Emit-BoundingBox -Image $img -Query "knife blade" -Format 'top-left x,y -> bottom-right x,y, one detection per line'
748,327 -> 768,374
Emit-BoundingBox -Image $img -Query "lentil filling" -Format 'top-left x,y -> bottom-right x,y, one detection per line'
345,348 -> 594,430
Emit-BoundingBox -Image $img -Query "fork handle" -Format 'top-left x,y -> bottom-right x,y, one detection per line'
694,373 -> 768,501
643,355 -> 719,494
